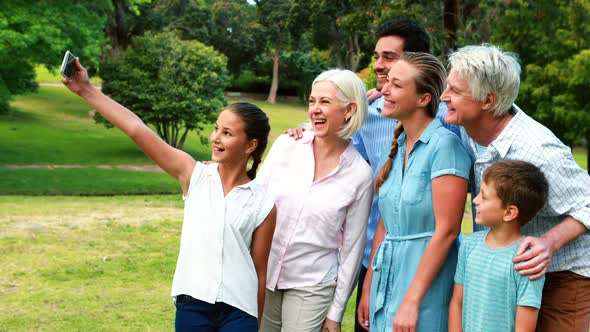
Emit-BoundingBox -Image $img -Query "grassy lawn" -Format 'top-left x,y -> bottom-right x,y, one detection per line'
574,147 -> 588,171
36,65 -> 102,85
0,195 -> 357,331
0,195 -> 181,331
0,168 -> 180,196
2,86 -> 307,166
0,195 -> 473,331
1,86 -> 307,195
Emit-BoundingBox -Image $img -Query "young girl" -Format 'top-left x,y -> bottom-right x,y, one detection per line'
63,58 -> 276,331
257,69 -> 373,332
357,53 -> 471,331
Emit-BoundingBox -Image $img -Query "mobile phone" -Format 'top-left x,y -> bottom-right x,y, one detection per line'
60,50 -> 76,79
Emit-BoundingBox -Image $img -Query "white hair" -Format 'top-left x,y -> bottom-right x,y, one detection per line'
310,69 -> 368,139
447,44 -> 521,116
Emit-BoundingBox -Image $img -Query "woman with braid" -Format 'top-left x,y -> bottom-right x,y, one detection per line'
357,53 -> 471,332
63,58 -> 276,331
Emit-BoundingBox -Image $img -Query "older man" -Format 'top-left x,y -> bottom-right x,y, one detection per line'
441,44 -> 590,331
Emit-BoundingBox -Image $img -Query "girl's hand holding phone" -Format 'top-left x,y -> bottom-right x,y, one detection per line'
61,57 -> 92,97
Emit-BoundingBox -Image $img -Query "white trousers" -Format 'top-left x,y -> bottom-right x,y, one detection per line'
260,280 -> 337,332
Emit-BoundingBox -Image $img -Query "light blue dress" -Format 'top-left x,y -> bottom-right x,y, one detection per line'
369,119 -> 471,332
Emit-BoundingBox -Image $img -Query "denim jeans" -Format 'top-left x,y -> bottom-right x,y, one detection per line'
175,295 -> 257,332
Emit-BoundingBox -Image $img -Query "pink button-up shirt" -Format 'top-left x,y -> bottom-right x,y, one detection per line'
256,132 -> 373,322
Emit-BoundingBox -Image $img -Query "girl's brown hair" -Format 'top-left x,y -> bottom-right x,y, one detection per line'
227,102 -> 270,180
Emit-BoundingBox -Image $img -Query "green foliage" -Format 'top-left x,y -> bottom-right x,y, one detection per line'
0,77 -> 13,113
492,0 -> 590,147
0,1 -> 106,112
99,31 -> 230,149
520,50 -> 590,146
229,70 -> 270,93
255,0 -> 292,46
287,0 -> 377,71
129,0 -> 265,76
491,0 -> 590,68
364,57 -> 377,90
280,49 -> 334,100
208,0 -> 267,73
232,49 -> 333,99
365,0 -> 505,62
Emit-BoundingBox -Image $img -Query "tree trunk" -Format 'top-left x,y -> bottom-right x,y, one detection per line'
345,33 -> 361,71
267,51 -> 279,104
443,0 -> 459,61
178,128 -> 190,151
106,0 -> 130,57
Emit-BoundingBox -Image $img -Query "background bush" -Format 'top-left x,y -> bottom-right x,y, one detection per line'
99,31 -> 229,149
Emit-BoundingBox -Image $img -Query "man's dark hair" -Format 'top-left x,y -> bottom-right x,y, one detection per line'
376,19 -> 430,53
483,160 -> 549,225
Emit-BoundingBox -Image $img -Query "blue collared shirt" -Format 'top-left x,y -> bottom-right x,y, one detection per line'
353,96 -> 473,267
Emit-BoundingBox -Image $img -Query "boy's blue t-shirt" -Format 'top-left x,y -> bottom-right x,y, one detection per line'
455,230 -> 545,332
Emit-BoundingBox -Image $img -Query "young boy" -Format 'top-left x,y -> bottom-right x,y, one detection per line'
449,160 -> 549,332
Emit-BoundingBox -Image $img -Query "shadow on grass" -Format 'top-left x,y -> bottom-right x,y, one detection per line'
0,106 -> 44,124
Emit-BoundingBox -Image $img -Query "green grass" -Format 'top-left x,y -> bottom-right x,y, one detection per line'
2,86 -> 307,165
0,195 -> 181,331
36,65 -> 102,84
1,86 -> 307,195
0,192 -> 478,332
573,147 -> 588,170
0,168 -> 180,195
2,87 -> 170,165
0,195 -> 359,331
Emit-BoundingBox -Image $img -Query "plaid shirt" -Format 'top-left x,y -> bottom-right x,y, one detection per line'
471,105 -> 590,277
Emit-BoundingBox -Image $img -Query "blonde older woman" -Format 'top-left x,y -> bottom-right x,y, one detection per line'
257,69 -> 373,332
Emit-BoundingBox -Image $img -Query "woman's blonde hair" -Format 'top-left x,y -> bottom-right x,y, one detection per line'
310,69 -> 368,139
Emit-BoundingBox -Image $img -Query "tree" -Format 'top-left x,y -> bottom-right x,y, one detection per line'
0,0 -> 106,112
99,31 -> 229,149
287,0 -> 378,72
208,0 -> 266,74
255,0 -> 293,104
491,0 -> 590,172
121,0 -> 265,77
519,51 -> 590,173
280,49 -> 334,101
104,0 -> 152,57
371,0 -> 501,61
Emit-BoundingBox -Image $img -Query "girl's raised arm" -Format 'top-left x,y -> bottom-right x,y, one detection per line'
63,58 -> 196,194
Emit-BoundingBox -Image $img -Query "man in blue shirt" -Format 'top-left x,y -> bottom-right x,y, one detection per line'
351,19 -> 471,332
